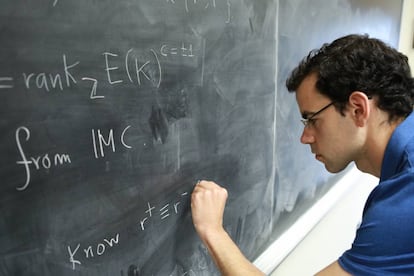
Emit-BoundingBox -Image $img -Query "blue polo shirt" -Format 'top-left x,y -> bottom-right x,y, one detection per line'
339,112 -> 414,275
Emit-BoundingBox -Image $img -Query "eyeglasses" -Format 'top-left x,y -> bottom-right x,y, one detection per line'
301,102 -> 335,127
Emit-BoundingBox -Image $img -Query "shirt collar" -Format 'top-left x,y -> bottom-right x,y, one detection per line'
380,111 -> 414,181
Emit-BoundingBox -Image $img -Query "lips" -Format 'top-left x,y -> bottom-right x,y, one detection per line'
311,149 -> 322,161
315,154 -> 323,162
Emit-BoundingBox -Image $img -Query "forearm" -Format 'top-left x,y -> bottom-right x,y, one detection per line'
191,180 -> 264,275
201,228 -> 265,276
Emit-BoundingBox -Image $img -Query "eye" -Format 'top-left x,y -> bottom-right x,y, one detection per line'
307,118 -> 317,127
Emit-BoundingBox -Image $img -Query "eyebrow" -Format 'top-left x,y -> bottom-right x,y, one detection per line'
301,111 -> 314,119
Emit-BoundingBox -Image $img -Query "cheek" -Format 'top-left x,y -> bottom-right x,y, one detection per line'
320,127 -> 351,158
321,141 -> 354,173
327,131 -> 358,164
324,116 -> 355,146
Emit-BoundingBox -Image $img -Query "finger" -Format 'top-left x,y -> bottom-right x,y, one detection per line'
193,180 -> 208,191
195,180 -> 219,189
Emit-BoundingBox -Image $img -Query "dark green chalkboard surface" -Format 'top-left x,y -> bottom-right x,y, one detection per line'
0,1 -> 277,275
0,0 -> 403,275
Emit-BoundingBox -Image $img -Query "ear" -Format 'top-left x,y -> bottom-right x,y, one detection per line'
348,91 -> 370,127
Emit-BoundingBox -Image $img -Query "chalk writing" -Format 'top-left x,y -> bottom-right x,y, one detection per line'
91,126 -> 132,159
22,54 -> 79,92
81,77 -> 103,99
0,77 -> 14,89
160,42 -> 194,58
103,52 -> 124,85
103,48 -> 162,89
68,233 -> 120,270
163,0 -> 231,23
2,41 -> 202,100
185,0 -> 216,13
67,191 -> 190,271
139,192 -> 189,231
15,126 -> 72,191
225,0 -> 231,23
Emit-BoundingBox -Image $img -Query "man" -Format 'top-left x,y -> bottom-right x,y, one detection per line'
191,34 -> 414,275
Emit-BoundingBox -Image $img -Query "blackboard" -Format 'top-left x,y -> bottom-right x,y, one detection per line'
0,0 -> 403,275
0,1 -> 277,275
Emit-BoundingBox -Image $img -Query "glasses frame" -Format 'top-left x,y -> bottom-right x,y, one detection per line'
301,101 -> 335,127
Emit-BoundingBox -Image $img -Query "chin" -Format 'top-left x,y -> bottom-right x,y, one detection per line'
324,163 -> 347,174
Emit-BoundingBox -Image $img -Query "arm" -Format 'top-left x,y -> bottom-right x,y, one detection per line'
191,180 -> 265,276
191,181 -> 351,276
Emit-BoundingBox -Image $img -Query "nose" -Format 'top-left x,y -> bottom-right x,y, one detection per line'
300,127 -> 315,144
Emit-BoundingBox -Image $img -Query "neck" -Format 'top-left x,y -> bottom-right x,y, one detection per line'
356,116 -> 404,178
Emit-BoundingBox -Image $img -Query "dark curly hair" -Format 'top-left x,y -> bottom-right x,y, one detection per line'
286,34 -> 414,121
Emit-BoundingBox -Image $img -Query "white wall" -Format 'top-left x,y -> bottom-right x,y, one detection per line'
269,170 -> 377,275
268,1 -> 414,275
399,0 -> 414,70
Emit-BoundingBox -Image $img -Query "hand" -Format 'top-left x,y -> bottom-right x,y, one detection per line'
191,180 -> 228,240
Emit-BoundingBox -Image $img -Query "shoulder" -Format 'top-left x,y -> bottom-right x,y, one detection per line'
338,170 -> 414,274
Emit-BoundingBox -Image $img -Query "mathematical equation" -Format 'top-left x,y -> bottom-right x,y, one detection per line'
67,191 -> 192,273
0,42 -> 199,100
51,0 -> 232,24
165,0 -> 231,23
